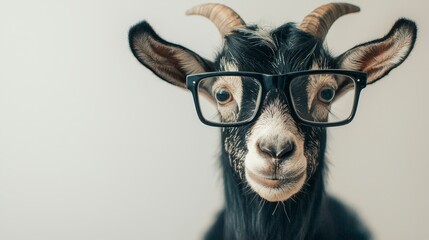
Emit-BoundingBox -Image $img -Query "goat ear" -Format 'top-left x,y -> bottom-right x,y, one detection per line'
128,21 -> 213,88
338,19 -> 417,84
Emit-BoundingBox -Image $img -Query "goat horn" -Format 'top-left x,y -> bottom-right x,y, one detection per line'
299,3 -> 360,40
186,3 -> 245,36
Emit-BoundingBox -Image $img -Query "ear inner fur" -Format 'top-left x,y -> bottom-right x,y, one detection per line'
339,19 -> 417,84
129,21 -> 213,88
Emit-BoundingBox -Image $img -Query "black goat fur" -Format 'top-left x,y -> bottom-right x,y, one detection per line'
204,24 -> 371,240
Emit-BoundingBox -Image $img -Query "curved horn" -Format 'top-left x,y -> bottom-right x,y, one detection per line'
299,3 -> 360,40
186,3 -> 245,36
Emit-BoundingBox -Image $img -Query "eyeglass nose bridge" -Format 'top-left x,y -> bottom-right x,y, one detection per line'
262,74 -> 289,92
260,75 -> 294,113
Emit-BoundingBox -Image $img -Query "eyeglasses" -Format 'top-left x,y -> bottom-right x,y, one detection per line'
186,70 -> 367,127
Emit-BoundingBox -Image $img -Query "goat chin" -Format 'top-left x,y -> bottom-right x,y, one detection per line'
245,168 -> 307,202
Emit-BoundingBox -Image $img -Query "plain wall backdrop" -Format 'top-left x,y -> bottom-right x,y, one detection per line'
0,0 -> 428,239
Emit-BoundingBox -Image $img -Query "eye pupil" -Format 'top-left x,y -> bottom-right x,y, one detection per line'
319,88 -> 335,103
215,88 -> 232,104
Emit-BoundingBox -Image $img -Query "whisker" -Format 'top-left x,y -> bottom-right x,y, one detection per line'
272,202 -> 280,216
249,193 -> 259,206
258,200 -> 267,215
281,201 -> 291,223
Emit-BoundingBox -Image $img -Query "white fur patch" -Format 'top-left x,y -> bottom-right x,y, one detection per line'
212,75 -> 243,122
236,26 -> 277,51
216,58 -> 243,121
244,98 -> 307,201
220,57 -> 237,71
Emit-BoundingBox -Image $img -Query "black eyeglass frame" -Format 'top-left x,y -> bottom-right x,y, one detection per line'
186,69 -> 368,127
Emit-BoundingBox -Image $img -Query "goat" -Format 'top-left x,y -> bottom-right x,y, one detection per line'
128,3 -> 417,240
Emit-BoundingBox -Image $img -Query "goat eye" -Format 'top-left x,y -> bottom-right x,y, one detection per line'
318,87 -> 335,103
215,88 -> 233,105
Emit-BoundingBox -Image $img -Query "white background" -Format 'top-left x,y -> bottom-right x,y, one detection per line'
0,0 -> 428,239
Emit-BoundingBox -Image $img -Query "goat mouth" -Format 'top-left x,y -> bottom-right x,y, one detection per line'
246,168 -> 307,201
246,168 -> 305,189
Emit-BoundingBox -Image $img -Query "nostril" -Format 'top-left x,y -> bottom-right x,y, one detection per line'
259,142 -> 277,158
258,140 -> 295,160
277,142 -> 295,159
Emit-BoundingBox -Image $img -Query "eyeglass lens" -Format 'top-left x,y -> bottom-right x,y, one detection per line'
196,73 -> 356,125
197,76 -> 262,125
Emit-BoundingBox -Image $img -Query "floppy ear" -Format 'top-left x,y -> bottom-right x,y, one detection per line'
338,19 -> 417,84
128,21 -> 214,88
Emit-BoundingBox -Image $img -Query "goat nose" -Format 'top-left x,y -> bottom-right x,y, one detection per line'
258,140 -> 295,162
